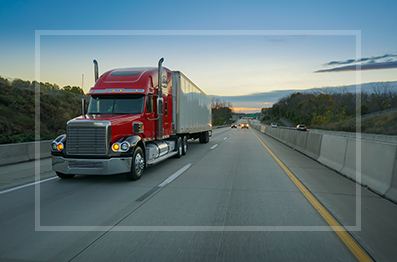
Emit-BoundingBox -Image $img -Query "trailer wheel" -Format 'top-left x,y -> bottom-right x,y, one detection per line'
126,147 -> 145,181
182,136 -> 188,155
175,137 -> 183,158
56,172 -> 75,179
199,132 -> 205,143
199,131 -> 210,144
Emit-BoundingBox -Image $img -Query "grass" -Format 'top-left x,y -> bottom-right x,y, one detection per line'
312,111 -> 397,136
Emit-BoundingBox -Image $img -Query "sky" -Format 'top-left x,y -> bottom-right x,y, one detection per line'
1,0 -> 397,113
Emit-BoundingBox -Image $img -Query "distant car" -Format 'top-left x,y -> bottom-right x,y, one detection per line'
271,123 -> 277,128
296,124 -> 307,131
231,124 -> 237,128
241,123 -> 249,129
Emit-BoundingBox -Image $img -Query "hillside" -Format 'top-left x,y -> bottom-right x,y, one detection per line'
261,81 -> 397,136
313,110 -> 397,135
0,80 -> 84,144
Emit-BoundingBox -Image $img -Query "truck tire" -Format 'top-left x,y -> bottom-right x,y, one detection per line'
182,136 -> 188,155
126,147 -> 145,181
56,172 -> 75,179
205,131 -> 210,143
199,131 -> 210,144
199,132 -> 205,143
175,137 -> 183,158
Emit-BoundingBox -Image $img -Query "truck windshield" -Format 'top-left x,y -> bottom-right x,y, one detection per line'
87,95 -> 144,114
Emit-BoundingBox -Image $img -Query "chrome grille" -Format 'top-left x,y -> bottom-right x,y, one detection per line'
67,123 -> 109,155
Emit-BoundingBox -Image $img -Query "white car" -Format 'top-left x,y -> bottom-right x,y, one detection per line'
271,123 -> 277,128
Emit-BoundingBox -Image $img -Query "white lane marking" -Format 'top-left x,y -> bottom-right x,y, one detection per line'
0,176 -> 58,195
210,144 -> 218,150
223,137 -> 227,140
158,164 -> 191,187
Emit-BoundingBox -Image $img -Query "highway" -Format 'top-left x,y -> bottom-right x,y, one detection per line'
1,127 -> 397,261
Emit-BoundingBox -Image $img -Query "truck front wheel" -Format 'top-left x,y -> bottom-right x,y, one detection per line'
56,172 -> 75,179
126,147 -> 145,181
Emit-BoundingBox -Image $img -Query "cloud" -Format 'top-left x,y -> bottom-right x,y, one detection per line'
317,53 -> 397,73
324,54 -> 397,66
256,102 -> 274,106
315,61 -> 397,73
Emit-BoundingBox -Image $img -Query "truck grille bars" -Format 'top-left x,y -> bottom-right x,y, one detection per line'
66,121 -> 111,155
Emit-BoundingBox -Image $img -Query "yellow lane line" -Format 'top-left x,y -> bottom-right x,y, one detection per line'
250,128 -> 372,262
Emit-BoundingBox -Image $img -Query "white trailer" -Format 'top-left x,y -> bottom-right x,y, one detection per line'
172,71 -> 212,143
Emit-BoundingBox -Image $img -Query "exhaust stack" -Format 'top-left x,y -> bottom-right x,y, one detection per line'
156,58 -> 164,140
81,98 -> 86,116
93,60 -> 99,82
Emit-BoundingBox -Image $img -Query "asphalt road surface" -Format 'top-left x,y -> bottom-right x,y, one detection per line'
1,126 -> 396,261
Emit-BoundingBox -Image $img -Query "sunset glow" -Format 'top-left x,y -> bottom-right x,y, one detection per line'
231,107 -> 263,113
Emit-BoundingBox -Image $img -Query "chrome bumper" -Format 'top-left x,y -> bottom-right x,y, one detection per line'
52,156 -> 132,175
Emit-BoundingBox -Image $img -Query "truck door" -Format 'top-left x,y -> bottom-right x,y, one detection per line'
145,95 -> 156,140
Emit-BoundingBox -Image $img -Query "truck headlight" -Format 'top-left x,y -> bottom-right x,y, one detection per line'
51,142 -> 64,151
112,141 -> 131,152
121,141 -> 130,151
112,143 -> 120,152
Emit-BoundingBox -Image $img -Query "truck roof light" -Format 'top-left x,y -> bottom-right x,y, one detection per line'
89,89 -> 145,94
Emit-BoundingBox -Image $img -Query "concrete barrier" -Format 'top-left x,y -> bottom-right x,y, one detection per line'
278,128 -> 287,143
0,141 -> 51,166
302,132 -> 323,160
341,139 -> 396,196
385,157 -> 397,203
294,131 -> 307,153
267,126 -> 275,136
361,140 -> 395,197
317,135 -> 347,172
340,139 -> 360,181
284,129 -> 297,148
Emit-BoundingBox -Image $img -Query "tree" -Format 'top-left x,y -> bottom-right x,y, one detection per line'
62,85 -> 84,95
211,99 -> 233,126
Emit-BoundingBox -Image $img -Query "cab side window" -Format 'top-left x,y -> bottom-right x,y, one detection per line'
146,96 -> 154,113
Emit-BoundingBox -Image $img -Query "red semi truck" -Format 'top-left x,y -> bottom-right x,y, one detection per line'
51,58 -> 212,180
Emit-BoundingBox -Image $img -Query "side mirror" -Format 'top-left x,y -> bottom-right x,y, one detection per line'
161,74 -> 167,89
157,98 -> 163,116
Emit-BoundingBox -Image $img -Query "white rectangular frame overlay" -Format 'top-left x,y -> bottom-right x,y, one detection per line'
35,30 -> 362,232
